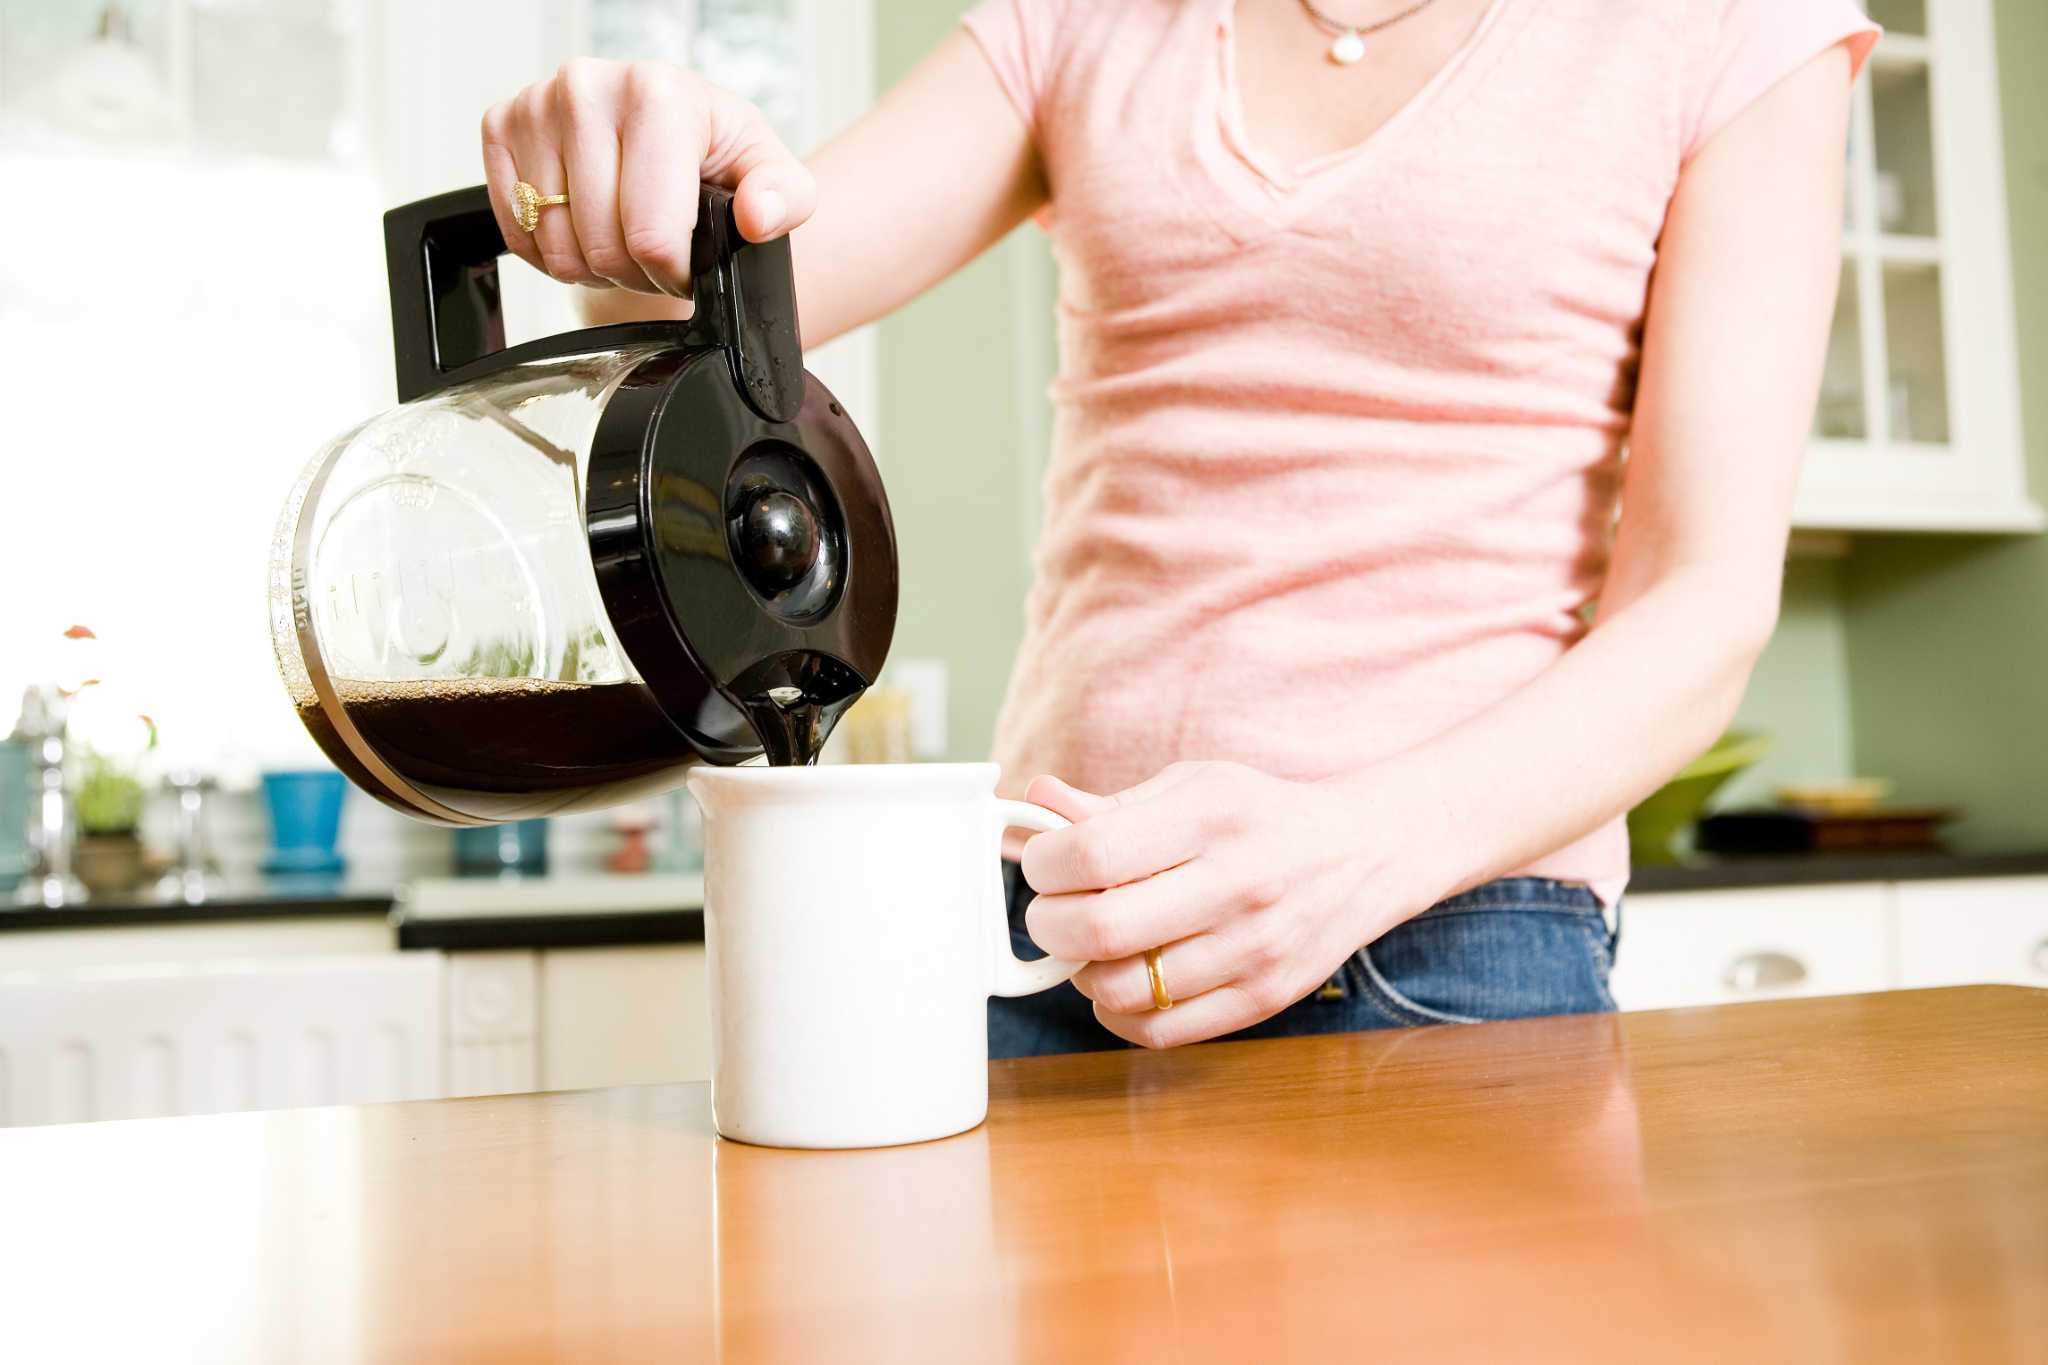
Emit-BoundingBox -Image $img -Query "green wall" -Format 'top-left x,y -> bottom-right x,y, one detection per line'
875,0 -> 1053,761
1724,558 -> 1858,807
1839,0 -> 2048,851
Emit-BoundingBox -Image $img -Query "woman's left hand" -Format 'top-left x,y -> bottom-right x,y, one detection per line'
1020,762 -> 1453,1048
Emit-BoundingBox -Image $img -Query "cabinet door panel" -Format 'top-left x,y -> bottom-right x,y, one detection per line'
539,946 -> 711,1090
1895,877 -> 2048,989
1610,886 -> 1891,1012
0,955 -> 442,1127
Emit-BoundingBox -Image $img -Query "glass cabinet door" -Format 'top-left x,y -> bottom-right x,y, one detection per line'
1794,0 -> 2031,532
1798,0 -> 2036,531
1815,12 -> 1951,454
1815,263 -> 1867,441
1864,0 -> 1926,36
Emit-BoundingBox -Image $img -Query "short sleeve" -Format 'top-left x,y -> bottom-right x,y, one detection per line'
1684,0 -> 1881,163
961,0 -> 1071,141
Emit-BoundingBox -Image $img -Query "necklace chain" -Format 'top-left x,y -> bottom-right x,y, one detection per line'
1295,0 -> 1443,41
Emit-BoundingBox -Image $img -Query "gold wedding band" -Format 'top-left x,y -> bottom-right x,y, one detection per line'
511,180 -> 569,232
1144,948 -> 1174,1011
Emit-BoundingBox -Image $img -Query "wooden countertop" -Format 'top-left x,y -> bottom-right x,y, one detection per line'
3,986 -> 2042,1362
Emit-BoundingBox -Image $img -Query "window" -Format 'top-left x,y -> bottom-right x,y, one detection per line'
2,0 -> 384,772
0,0 -> 873,775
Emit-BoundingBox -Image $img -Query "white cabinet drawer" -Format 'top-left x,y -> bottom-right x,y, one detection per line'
1610,885 -> 1891,1012
1895,877 -> 2048,989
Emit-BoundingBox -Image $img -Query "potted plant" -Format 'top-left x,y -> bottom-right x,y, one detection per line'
73,747 -> 148,896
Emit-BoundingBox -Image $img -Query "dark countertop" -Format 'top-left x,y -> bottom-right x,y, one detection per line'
393,908 -> 704,951
0,879 -> 395,930
1631,847 -> 2048,894
0,875 -> 706,951
8,850 -> 2046,938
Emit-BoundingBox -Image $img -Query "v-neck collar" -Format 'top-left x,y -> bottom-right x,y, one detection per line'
1197,0 -> 1516,229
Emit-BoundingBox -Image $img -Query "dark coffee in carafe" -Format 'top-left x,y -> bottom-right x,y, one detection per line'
294,679 -> 698,822
294,674 -> 851,823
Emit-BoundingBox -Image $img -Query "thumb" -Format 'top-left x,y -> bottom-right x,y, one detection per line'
732,161 -> 817,242
1025,774 -> 1117,824
703,87 -> 817,241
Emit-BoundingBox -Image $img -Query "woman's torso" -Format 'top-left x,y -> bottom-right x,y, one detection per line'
966,0 -> 1862,892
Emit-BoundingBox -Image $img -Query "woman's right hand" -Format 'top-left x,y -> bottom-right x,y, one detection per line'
481,59 -> 815,297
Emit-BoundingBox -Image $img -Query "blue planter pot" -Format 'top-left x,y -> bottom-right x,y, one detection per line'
261,769 -> 347,877
454,819 -> 550,878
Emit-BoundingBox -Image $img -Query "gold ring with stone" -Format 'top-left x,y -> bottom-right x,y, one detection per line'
1144,947 -> 1173,1011
511,180 -> 569,232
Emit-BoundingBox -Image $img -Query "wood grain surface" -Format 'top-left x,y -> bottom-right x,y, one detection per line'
2,986 -> 2042,1363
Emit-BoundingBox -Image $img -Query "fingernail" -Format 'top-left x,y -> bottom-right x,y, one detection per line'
753,189 -> 786,236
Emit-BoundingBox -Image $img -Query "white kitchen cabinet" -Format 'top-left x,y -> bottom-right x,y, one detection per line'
0,920 -> 714,1122
436,944 -> 712,1097
0,953 -> 442,1128
443,951 -> 540,1098
1894,877 -> 2048,988
0,917 -> 393,971
1610,885 -> 1893,1012
1795,0 -> 2039,532
399,876 -> 711,1092
539,946 -> 712,1091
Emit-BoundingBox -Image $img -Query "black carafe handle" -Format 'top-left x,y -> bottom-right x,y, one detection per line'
384,183 -> 805,421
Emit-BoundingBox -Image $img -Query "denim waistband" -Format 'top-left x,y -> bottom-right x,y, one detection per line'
1419,876 -> 1602,918
1001,863 -> 1599,919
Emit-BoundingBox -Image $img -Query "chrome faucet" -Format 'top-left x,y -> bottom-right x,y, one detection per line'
15,687 -> 84,907
155,768 -> 221,904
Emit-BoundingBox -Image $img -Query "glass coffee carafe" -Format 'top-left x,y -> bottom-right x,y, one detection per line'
270,185 -> 897,825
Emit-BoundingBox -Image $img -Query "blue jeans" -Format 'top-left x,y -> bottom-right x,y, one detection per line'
988,864 -> 1620,1059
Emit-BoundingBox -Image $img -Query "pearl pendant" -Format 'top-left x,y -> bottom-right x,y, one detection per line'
1329,29 -> 1366,64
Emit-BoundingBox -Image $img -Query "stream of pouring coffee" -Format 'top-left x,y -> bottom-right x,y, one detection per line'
742,685 -> 844,767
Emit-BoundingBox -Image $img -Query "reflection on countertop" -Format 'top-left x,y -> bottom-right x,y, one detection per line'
5,989 -> 2041,1360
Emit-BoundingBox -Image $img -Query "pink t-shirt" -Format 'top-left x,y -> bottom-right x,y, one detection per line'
965,0 -> 1877,895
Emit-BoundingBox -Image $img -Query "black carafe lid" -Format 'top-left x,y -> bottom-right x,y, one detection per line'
383,184 -> 896,764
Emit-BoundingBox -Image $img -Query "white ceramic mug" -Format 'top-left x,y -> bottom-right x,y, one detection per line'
685,762 -> 1082,1148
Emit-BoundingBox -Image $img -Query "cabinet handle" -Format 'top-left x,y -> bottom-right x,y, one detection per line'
1722,950 -> 1808,994
2032,939 -> 2048,979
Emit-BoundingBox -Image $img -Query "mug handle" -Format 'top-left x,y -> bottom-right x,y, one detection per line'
989,800 -> 1085,999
